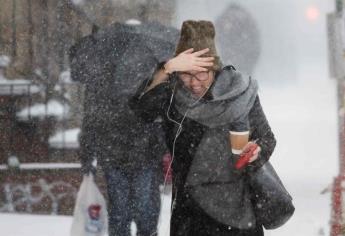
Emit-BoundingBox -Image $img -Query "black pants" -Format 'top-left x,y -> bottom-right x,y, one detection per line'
171,197 -> 264,236
189,204 -> 264,236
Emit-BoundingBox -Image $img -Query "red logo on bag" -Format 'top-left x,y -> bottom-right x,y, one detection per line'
163,153 -> 172,184
88,204 -> 101,220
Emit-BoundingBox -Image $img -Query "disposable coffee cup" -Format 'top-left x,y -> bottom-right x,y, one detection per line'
229,131 -> 249,154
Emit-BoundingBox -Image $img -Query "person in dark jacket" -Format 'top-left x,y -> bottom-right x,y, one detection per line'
129,20 -> 276,236
70,26 -> 167,236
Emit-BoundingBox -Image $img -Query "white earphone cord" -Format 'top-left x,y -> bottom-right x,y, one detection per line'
150,81 -> 211,236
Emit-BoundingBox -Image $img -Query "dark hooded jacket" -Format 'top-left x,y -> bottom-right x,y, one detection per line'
70,32 -> 167,173
129,65 -> 276,235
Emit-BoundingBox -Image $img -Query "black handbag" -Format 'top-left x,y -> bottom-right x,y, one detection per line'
247,162 -> 295,229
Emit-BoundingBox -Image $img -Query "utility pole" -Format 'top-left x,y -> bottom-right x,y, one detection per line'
328,1 -> 345,235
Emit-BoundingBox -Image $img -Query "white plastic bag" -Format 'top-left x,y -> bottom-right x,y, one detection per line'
70,174 -> 108,236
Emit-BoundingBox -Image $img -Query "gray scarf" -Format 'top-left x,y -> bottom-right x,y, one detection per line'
174,69 -> 258,128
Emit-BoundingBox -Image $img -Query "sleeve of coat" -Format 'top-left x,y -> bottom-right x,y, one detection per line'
129,62 -> 171,123
247,95 -> 277,171
78,123 -> 97,175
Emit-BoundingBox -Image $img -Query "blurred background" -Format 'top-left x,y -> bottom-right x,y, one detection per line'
0,0 -> 341,235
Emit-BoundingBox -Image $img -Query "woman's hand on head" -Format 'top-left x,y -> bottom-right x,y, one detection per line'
145,48 -> 214,93
164,48 -> 214,73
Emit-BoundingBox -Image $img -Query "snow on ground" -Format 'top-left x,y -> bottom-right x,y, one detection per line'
17,99 -> 69,121
0,75 -> 338,236
0,213 -> 72,236
49,128 -> 81,149
0,163 -> 81,170
0,74 -> 40,95
0,55 -> 10,67
0,192 -> 171,236
0,56 -> 40,95
59,70 -> 72,83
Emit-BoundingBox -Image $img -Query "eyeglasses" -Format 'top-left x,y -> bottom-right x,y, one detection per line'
177,71 -> 212,82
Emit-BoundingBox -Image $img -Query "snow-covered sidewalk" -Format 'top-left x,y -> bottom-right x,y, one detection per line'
0,192 -> 171,236
261,77 -> 338,236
